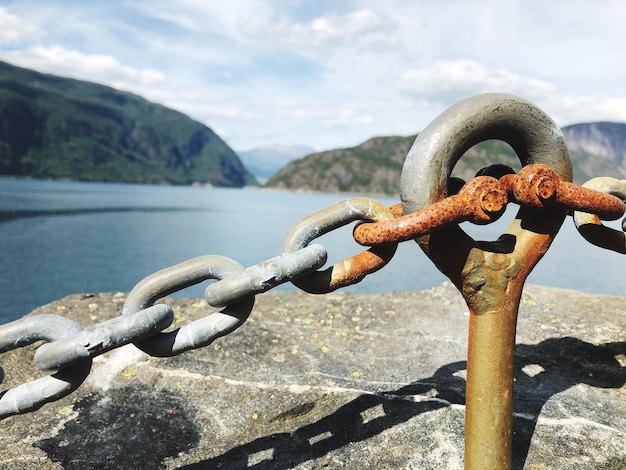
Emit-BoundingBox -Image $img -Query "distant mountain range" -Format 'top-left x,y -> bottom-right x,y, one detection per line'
237,144 -> 314,183
562,122 -> 626,182
0,61 -> 257,187
266,124 -> 626,195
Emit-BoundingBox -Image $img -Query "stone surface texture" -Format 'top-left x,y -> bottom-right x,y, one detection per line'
0,283 -> 625,469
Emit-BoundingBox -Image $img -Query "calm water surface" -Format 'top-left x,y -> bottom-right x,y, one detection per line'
1,178 -> 624,322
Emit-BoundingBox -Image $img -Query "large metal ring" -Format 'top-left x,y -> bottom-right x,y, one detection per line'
123,256 -> 255,357
0,314 -> 92,419
400,93 -> 572,215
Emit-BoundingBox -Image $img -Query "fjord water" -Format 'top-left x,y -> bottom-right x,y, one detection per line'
1,178 -> 624,322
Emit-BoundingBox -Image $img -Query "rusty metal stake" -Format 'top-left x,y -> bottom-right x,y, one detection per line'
400,93 -> 572,469
462,210 -> 566,468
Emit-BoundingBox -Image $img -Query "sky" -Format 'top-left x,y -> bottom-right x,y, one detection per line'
0,1 -> 625,153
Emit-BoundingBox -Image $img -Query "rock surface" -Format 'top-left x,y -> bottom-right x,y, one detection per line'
0,283 -> 625,469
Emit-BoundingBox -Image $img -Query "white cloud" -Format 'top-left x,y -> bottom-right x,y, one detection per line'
399,60 -> 557,106
247,9 -> 398,52
588,98 -> 626,121
397,59 -> 626,128
130,0 -> 272,40
537,95 -> 626,127
307,9 -> 396,43
1,46 -> 165,89
322,107 -> 373,128
0,7 -> 43,45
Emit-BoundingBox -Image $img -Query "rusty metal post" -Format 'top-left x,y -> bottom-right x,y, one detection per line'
400,94 -> 572,469
461,213 -> 565,468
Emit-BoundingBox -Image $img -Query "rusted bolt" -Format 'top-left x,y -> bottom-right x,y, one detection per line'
557,181 -> 625,220
462,176 -> 508,224
512,163 -> 558,207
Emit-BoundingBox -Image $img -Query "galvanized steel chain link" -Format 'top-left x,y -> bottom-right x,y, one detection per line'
1,93 -> 625,423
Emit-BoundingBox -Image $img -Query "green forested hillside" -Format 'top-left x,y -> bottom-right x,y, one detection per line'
266,127 -> 626,195
266,135 -> 523,194
0,61 -> 257,186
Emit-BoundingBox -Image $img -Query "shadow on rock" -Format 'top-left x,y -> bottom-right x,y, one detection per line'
33,384 -> 199,470
181,337 -> 625,470
512,337 -> 626,468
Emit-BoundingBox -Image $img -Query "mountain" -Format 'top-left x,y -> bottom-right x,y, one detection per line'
0,61 -> 257,187
562,122 -> 626,182
265,124 -> 626,195
266,135 -> 521,194
237,144 -> 314,183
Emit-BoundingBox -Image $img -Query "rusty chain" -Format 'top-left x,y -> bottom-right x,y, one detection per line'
0,93 -> 625,469
352,163 -> 625,245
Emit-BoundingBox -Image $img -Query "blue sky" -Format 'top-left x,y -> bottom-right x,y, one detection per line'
1,1 -> 625,152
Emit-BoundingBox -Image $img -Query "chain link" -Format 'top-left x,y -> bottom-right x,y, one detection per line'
353,164 -> 625,246
573,177 -> 626,253
0,314 -> 91,418
205,245 -> 327,306
33,304 -> 173,371
500,164 -> 625,219
352,176 -> 508,246
281,198 -> 398,293
123,255 -> 255,357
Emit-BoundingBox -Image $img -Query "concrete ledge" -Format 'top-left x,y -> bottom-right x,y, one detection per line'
1,283 -> 625,469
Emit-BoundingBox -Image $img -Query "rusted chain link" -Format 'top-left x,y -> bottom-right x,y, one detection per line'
353,163 -> 625,247
500,163 -> 625,220
281,198 -> 398,293
352,176 -> 508,245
